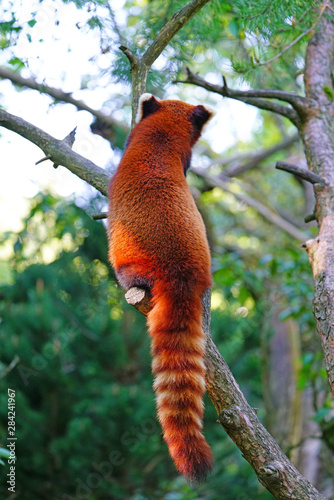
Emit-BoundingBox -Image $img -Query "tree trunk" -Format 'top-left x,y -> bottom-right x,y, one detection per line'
300,16 -> 334,398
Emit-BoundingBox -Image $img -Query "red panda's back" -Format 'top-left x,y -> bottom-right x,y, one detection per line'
108,100 -> 211,287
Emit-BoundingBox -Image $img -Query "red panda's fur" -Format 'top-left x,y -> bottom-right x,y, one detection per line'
107,94 -> 215,482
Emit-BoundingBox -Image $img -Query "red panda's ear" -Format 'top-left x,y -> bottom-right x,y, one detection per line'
190,104 -> 216,137
136,94 -> 161,124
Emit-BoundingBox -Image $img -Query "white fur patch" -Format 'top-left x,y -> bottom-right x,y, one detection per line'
201,103 -> 216,132
153,371 -> 206,392
135,93 -> 159,124
203,103 -> 216,116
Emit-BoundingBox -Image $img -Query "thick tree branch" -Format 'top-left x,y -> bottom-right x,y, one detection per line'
191,167 -> 309,242
175,68 -> 302,126
0,66 -> 128,146
0,109 -> 109,196
125,287 -> 325,500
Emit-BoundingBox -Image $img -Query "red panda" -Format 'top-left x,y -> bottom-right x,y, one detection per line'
107,94 -> 215,483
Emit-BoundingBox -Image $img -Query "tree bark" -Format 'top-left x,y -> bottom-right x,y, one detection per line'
300,15 -> 334,398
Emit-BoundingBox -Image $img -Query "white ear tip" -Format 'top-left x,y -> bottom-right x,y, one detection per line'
203,104 -> 216,117
135,93 -> 157,124
139,93 -> 154,103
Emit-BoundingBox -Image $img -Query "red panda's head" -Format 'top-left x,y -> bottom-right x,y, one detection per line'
135,93 -> 215,146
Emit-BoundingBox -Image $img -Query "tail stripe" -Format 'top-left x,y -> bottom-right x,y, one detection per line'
147,283 -> 212,483
153,371 -> 206,390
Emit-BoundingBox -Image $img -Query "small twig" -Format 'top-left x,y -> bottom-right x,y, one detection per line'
92,212 -> 108,220
242,5 -> 269,20
0,356 -> 20,378
276,161 -> 326,185
125,287 -> 153,316
0,108 -> 110,196
305,213 -> 317,223
119,45 -> 138,69
36,127 -> 77,168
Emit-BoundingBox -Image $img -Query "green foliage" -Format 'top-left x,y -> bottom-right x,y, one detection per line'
323,84 -> 334,101
108,0 -> 318,91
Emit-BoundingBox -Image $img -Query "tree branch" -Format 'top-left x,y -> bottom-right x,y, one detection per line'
276,161 -> 326,186
141,0 -> 212,68
215,134 -> 299,177
125,287 -> 325,500
191,167 -> 309,242
119,46 -> 138,69
219,75 -> 308,108
0,109 -> 109,196
176,69 -> 302,126
0,356 -> 20,379
0,66 -> 128,145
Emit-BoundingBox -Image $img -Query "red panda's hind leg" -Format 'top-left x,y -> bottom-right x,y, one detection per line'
115,264 -> 153,292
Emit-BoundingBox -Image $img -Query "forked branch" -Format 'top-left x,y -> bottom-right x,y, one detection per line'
120,0 -> 213,124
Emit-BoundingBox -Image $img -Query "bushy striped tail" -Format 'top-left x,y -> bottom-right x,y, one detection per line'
147,281 -> 212,483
